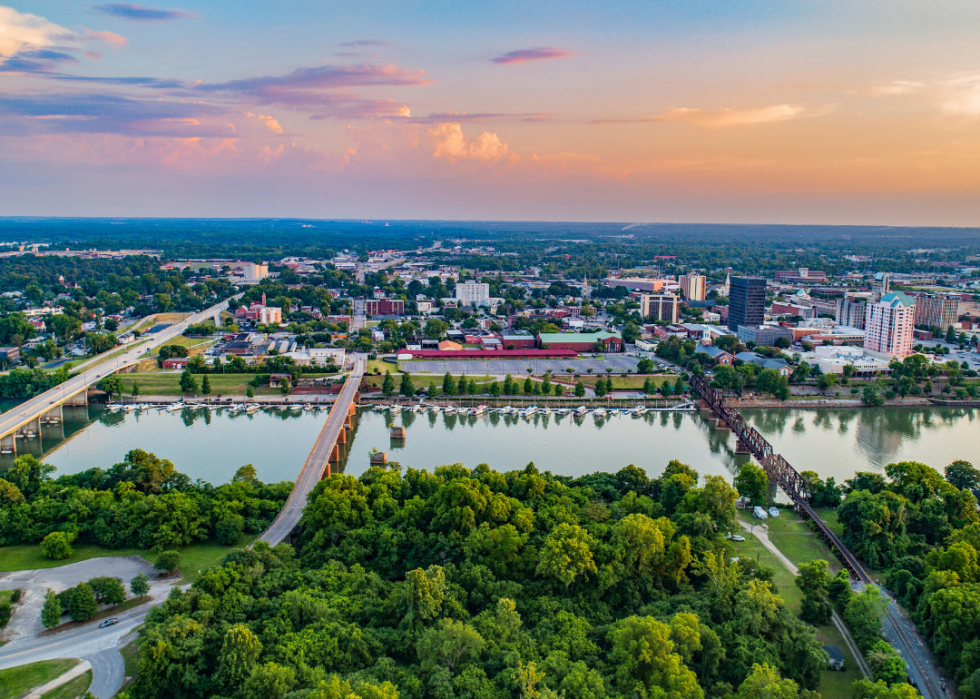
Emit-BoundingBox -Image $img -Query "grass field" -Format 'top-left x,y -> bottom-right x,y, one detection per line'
0,538 -> 250,583
734,510 -> 865,698
573,374 -> 674,389
117,640 -> 140,694
0,659 -> 79,699
41,668 -> 92,699
118,373 -> 278,396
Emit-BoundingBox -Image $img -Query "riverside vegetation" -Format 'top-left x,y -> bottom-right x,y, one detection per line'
122,460 -> 920,699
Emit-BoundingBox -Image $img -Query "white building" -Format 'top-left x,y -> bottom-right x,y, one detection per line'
679,274 -> 706,301
810,345 -> 892,375
455,281 -> 491,306
244,263 -> 269,283
864,292 -> 915,358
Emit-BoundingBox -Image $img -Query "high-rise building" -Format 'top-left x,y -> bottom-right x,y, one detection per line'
913,294 -> 958,331
455,281 -> 491,306
641,292 -> 679,323
727,277 -> 766,331
679,274 -> 706,301
836,296 -> 867,329
871,272 -> 890,301
864,292 -> 915,358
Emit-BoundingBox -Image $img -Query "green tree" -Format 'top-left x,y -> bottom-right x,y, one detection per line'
97,375 -> 123,399
218,624 -> 263,689
674,376 -> 685,395
863,386 -> 885,406
242,662 -> 296,699
280,377 -> 291,395
795,559 -> 832,624
734,463 -> 769,506
130,573 -> 150,598
428,381 -> 437,399
246,385 -> 254,399
179,369 -> 197,394
382,370 -> 395,397
131,381 -> 141,398
443,372 -> 457,396
541,374 -> 552,394
850,679 -> 921,699
156,550 -> 181,575
489,381 -> 501,397
41,589 -> 62,629
609,615 -> 704,699
524,377 -> 533,394
575,381 -> 586,397
417,618 -> 485,674
68,582 -> 98,622
201,374 -> 211,395
91,576 -> 126,605
0,478 -> 24,507
734,663 -> 799,699
400,372 -> 415,397
844,585 -> 890,652
40,531 -> 74,560
946,460 -> 980,490
536,522 -> 597,587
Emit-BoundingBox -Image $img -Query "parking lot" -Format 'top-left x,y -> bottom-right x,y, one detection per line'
400,355 -> 643,375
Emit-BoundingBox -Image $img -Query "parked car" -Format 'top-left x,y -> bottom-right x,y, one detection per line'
732,534 -> 745,542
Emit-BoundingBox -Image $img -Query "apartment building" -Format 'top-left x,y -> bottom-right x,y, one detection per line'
640,292 -> 679,323
864,292 -> 916,358
679,274 -> 706,301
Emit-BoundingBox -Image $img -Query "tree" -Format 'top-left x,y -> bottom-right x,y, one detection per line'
279,377 -> 291,395
40,531 -> 74,560
416,618 -> 485,674
0,478 -> 24,507
609,615 -> 704,699
130,573 -> 150,598
98,375 -> 123,399
443,372 -> 457,396
575,381 -> 586,397
844,585 -> 890,652
91,576 -> 126,605
524,377 -> 533,394
946,460 -> 980,491
42,589 -> 62,629
216,516 -> 245,545
131,382 -> 141,398
242,663 -> 296,699
424,318 -> 449,340
795,560 -> 832,624
863,386 -> 885,406
201,374 -> 211,395
179,370 -> 197,394
400,372 -> 415,397
428,382 -> 437,399
850,679 -> 921,699
218,624 -> 263,689
156,550 -> 181,575
68,582 -> 98,622
674,376 -> 685,395
817,373 -> 837,392
489,381 -> 501,397
536,522 -> 597,587
734,663 -> 799,699
382,370 -> 395,397
246,385 -> 254,399
734,463 -> 769,506
541,374 -> 552,394
594,377 -> 607,397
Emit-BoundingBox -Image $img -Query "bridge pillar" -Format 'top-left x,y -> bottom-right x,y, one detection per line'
320,463 -> 332,480
715,419 -> 731,431
17,417 -> 41,439
329,444 -> 340,462
0,433 -> 15,454
343,413 -> 352,429
42,405 -> 63,424
338,428 -> 347,445
65,391 -> 88,407
734,439 -> 751,454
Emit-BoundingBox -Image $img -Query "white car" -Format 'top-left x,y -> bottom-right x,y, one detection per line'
732,534 -> 746,542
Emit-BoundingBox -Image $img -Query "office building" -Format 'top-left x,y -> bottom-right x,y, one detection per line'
365,298 -> 405,316
244,263 -> 268,283
640,292 -> 679,323
736,325 -> 794,347
836,296 -> 867,329
774,268 -> 828,283
913,294 -> 958,331
679,274 -> 706,301
864,292 -> 915,358
871,272 -> 890,300
727,277 -> 766,331
605,277 -> 665,292
455,281 -> 491,306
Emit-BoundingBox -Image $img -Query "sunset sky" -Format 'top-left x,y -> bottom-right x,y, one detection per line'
1,1 -> 979,223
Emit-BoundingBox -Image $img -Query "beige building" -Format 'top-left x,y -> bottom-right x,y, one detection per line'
679,274 -> 706,301
641,292 -> 679,323
864,292 -> 915,358
913,294 -> 958,331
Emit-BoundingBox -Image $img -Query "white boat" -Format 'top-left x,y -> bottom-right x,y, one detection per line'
556,407 -> 572,416
633,407 -> 647,416
389,405 -> 401,415
539,406 -> 552,415
574,406 -> 589,417
471,405 -> 488,416
373,405 -> 386,413
521,406 -> 538,418
246,404 -> 261,414
304,404 -> 315,412
166,401 -> 185,412
443,406 -> 456,415
592,408 -> 607,418
109,405 -> 123,413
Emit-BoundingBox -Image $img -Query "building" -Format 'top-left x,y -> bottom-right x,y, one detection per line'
810,346 -> 891,376
244,263 -> 268,283
0,347 -> 20,365
537,331 -> 623,352
365,298 -> 405,316
836,296 -> 867,329
736,325 -> 794,347
235,292 -> 282,324
871,272 -> 890,300
774,268 -> 828,283
679,274 -> 706,301
455,281 -> 490,306
914,294 -> 959,331
771,301 -> 814,320
824,646 -> 846,671
728,277 -> 767,331
735,352 -> 792,376
695,345 -> 734,365
497,332 -> 536,350
864,292 -> 916,358
162,357 -> 190,369
605,277 -> 666,292
640,292 -> 679,323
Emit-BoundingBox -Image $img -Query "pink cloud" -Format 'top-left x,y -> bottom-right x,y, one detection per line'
429,122 -> 514,163
491,47 -> 574,65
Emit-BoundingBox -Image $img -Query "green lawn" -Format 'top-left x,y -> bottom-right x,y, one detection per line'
0,659 -> 79,699
40,669 -> 91,699
0,537 -> 251,583
119,639 -> 140,693
734,510 -> 865,698
118,374 -> 278,397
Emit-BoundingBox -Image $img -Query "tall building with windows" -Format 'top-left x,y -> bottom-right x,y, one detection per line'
727,277 -> 766,331
641,292 -> 679,323
679,274 -> 706,301
836,296 -> 868,329
455,281 -> 490,306
864,292 -> 915,358
913,294 -> 958,331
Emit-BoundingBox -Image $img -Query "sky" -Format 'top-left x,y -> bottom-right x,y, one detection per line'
0,1 -> 979,224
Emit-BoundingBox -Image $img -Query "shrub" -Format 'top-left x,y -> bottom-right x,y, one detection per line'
40,531 -> 75,560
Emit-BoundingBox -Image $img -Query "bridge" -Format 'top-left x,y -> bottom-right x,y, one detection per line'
690,373 -> 941,699
259,355 -> 367,546
0,298 -> 235,455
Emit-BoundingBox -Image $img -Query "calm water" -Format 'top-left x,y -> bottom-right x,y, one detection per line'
4,403 -> 976,485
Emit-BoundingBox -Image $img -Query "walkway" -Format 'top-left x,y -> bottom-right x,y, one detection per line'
258,355 -> 366,546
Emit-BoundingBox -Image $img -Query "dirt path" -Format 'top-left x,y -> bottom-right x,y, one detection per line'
737,520 -> 873,679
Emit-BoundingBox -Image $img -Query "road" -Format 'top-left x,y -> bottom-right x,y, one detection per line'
0,296 -> 235,441
258,355 -> 366,546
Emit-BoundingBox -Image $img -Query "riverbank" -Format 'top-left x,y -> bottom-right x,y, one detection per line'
730,397 -> 935,409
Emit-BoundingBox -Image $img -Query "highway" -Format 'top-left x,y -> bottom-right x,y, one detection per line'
258,355 -> 366,546
0,297 -> 234,443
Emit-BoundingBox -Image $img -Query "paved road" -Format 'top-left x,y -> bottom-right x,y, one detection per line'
259,355 -> 366,546
0,296 -> 236,441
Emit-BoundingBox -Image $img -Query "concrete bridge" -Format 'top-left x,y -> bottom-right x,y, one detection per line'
0,298 -> 234,455
259,355 -> 367,546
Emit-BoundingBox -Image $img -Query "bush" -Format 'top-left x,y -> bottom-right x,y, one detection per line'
67,582 -> 98,622
0,600 -> 10,628
156,550 -> 182,575
216,516 -> 245,546
40,531 -> 75,560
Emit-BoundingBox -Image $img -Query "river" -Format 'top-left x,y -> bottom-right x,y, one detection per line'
2,403 -> 977,486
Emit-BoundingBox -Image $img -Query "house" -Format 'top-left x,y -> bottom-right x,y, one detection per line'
438,340 -> 463,351
695,345 -> 733,365
162,357 -> 190,369
0,347 -> 20,365
823,646 -> 845,671
735,352 -> 792,377
268,373 -> 292,388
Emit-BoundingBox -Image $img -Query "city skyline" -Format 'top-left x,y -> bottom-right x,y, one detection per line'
1,1 -> 979,223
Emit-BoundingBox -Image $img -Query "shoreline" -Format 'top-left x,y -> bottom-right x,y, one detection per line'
730,396 -> 979,410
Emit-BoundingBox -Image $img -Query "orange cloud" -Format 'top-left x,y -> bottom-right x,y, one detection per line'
429,123 -> 513,163
662,104 -> 809,128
